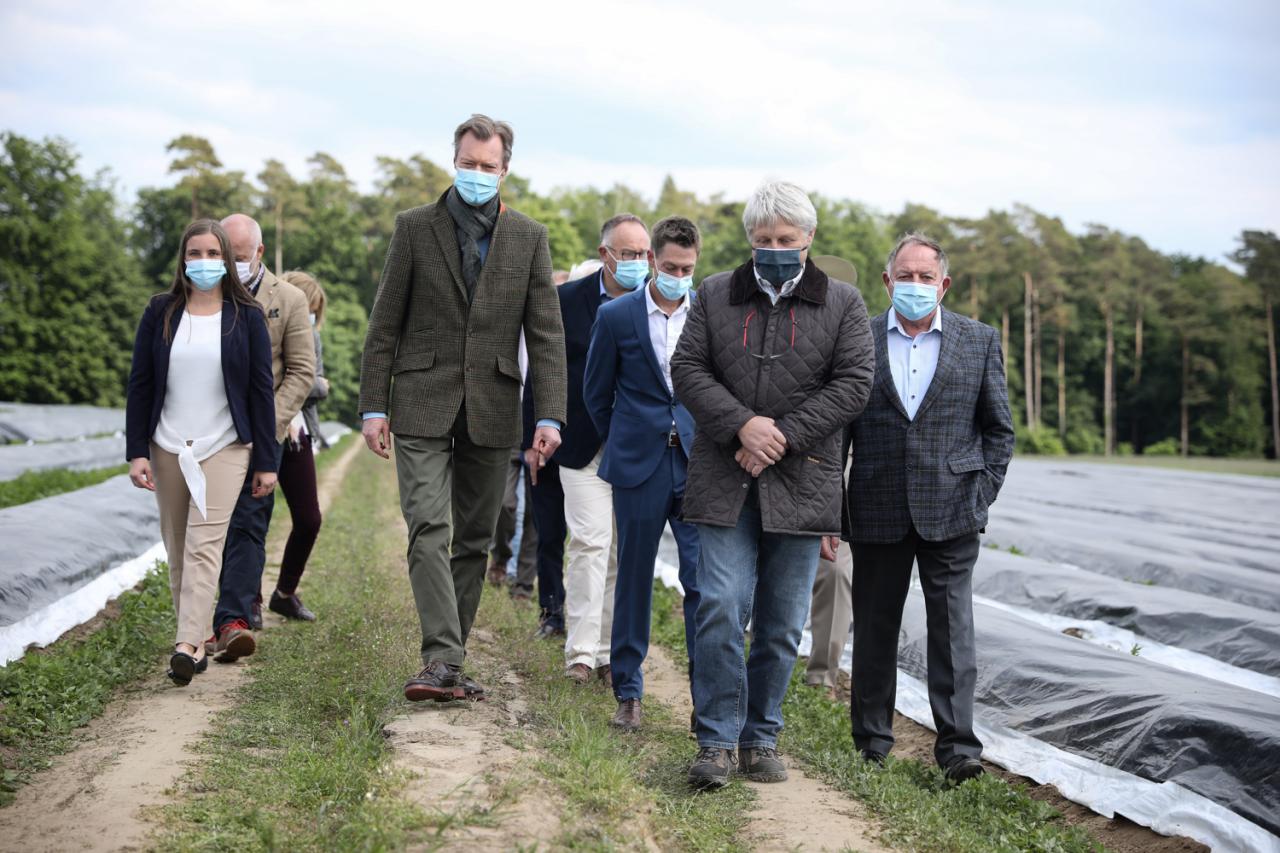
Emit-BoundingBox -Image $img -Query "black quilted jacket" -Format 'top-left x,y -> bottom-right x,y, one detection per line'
670,259 -> 874,534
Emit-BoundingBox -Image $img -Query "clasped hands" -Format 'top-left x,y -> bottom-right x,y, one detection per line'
735,415 -> 786,478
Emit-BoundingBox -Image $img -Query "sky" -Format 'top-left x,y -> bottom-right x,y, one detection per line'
2,0 -> 1277,264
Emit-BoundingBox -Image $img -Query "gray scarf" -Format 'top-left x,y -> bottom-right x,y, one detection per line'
444,186 -> 499,300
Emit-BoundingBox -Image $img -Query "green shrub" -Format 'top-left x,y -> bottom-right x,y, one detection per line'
1063,426 -> 1104,455
1015,426 -> 1066,456
1143,437 -> 1180,456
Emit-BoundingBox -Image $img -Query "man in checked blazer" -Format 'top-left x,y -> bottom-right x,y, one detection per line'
842,232 -> 1014,783
359,114 -> 567,702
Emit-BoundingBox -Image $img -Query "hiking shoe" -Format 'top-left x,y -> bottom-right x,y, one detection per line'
565,663 -> 592,684
610,698 -> 641,732
688,747 -> 737,790
739,746 -> 788,782
269,590 -> 316,621
212,619 -> 256,663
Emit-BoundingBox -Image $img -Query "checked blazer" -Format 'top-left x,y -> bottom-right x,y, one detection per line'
358,190 -> 567,447
843,307 -> 1015,544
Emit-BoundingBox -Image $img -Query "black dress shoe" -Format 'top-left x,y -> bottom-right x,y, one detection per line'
269,590 -> 317,621
167,651 -> 198,686
250,595 -> 264,630
942,755 -> 984,783
859,749 -> 887,767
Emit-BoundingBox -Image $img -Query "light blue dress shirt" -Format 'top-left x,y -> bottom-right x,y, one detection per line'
886,309 -> 943,420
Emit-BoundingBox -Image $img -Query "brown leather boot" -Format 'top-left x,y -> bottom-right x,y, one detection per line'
564,663 -> 592,684
595,664 -> 612,688
610,698 -> 642,731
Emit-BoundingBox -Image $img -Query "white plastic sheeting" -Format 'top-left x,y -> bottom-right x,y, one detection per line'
0,434 -> 126,481
0,402 -> 124,443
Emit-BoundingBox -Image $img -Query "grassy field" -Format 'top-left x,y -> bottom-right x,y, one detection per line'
1020,453 -> 1280,478
0,463 -> 129,508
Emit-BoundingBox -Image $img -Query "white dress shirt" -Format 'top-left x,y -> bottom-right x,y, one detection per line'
886,309 -> 943,420
644,284 -> 689,395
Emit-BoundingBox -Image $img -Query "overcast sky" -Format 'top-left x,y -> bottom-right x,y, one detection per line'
2,0 -> 1276,263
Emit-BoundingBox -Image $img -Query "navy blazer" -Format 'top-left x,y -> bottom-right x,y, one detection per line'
522,270 -> 605,469
583,287 -> 696,489
126,294 -> 278,473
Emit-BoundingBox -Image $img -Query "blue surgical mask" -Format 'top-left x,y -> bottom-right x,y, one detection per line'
185,259 -> 225,291
654,271 -> 692,301
612,258 -> 649,291
454,168 -> 500,206
754,247 -> 804,288
891,281 -> 941,321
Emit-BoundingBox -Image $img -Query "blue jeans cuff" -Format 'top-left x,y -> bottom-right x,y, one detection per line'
696,739 -> 738,750
737,738 -> 777,750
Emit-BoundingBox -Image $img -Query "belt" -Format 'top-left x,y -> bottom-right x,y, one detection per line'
667,431 -> 681,448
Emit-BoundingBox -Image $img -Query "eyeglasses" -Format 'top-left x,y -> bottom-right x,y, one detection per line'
742,307 -> 797,360
605,246 -> 648,262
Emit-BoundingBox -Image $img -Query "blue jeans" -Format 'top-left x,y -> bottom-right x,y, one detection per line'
214,440 -> 284,631
691,486 -> 821,750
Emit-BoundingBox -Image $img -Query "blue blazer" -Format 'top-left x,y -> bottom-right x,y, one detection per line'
583,287 -> 696,489
522,270 -> 605,469
126,294 -> 278,473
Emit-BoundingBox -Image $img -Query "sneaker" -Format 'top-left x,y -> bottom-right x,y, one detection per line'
212,619 -> 256,663
739,746 -> 788,782
250,595 -> 264,630
688,746 -> 737,790
269,589 -> 316,621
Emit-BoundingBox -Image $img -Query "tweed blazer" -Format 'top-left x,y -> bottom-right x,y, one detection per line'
843,308 -> 1015,544
358,191 -> 567,447
254,270 -> 316,442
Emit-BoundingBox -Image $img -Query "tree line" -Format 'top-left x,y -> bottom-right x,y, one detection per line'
1,131 -> 1276,459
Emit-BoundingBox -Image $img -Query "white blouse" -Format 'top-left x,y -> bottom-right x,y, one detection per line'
152,311 -> 239,517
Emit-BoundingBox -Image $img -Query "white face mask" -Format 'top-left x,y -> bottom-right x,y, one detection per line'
235,260 -> 255,282
308,313 -> 317,326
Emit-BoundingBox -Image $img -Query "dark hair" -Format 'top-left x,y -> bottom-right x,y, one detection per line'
651,216 -> 701,256
453,113 -> 515,167
599,213 -> 648,246
160,219 -> 259,343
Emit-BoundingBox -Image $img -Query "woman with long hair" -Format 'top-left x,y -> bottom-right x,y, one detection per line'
125,219 -> 277,685
269,269 -> 328,621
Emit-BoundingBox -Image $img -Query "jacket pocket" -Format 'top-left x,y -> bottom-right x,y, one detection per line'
496,355 -> 522,382
392,350 -> 435,375
948,455 -> 986,474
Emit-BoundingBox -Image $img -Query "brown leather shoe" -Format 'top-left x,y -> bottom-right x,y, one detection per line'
595,664 -> 612,688
405,660 -> 461,702
212,619 -> 255,663
565,663 -> 592,684
611,698 -> 642,731
485,563 -> 507,586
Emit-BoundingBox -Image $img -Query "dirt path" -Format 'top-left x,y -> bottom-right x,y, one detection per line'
0,438 -> 362,852
643,644 -> 892,853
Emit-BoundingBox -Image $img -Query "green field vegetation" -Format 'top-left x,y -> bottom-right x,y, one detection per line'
0,464 -> 129,509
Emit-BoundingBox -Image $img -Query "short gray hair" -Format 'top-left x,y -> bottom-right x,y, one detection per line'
742,181 -> 818,237
885,232 -> 949,278
453,113 -> 515,167
600,213 -> 648,247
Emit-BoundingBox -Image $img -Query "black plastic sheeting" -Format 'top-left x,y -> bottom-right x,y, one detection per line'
985,460 -> 1280,613
895,590 -> 1280,836
973,548 -> 1280,677
0,474 -> 159,627
0,435 -> 126,481
0,402 -> 124,444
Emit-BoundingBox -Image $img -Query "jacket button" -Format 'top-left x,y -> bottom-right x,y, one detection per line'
741,482 -> 748,489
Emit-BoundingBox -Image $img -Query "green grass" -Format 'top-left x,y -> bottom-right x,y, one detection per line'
156,449 -> 430,851
0,561 -> 174,805
0,463 -> 129,508
1032,454 -> 1280,478
481,586 -> 755,851
650,584 -> 1103,853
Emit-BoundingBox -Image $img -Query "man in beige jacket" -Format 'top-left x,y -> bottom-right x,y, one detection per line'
209,213 -> 316,662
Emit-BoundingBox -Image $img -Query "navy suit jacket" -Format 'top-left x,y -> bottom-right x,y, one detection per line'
126,294 -> 278,473
522,270 -> 605,469
584,287 -> 696,489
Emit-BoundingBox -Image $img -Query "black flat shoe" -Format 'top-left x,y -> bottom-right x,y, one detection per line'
269,590 -> 316,622
168,651 -> 198,686
195,654 -> 209,675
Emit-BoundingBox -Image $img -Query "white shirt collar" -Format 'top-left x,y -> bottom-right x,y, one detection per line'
644,282 -> 688,317
889,306 -> 943,337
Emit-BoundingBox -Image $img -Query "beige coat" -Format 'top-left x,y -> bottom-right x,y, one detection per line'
254,270 -> 316,442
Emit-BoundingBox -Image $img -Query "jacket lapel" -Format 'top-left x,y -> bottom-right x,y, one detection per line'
630,289 -> 669,396
430,201 -> 468,303
911,308 -> 961,421
873,313 -> 909,420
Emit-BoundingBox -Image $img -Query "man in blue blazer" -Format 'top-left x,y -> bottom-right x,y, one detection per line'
584,216 -> 702,732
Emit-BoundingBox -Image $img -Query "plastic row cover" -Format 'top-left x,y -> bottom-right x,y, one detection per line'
0,402 -> 124,443
0,435 -> 126,481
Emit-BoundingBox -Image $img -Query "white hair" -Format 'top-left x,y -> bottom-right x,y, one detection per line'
742,180 -> 817,237
568,258 -> 604,280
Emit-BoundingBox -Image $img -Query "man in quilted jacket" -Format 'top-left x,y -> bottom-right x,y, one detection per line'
671,180 -> 874,788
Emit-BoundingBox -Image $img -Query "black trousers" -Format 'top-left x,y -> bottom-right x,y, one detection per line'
527,458 -> 566,629
850,526 -> 982,766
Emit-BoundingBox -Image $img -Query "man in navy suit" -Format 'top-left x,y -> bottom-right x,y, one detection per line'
584,216 -> 702,732
523,217 -> 648,679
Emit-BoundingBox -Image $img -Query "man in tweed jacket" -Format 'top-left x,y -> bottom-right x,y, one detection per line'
359,115 -> 567,702
842,233 -> 1014,783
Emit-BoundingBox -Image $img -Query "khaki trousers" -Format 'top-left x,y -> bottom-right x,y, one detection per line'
805,539 -> 853,688
151,442 -> 252,648
560,451 -> 617,669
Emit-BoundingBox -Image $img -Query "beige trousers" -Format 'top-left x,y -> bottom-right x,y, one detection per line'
151,442 -> 252,648
560,451 -> 618,669
806,540 -> 854,688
